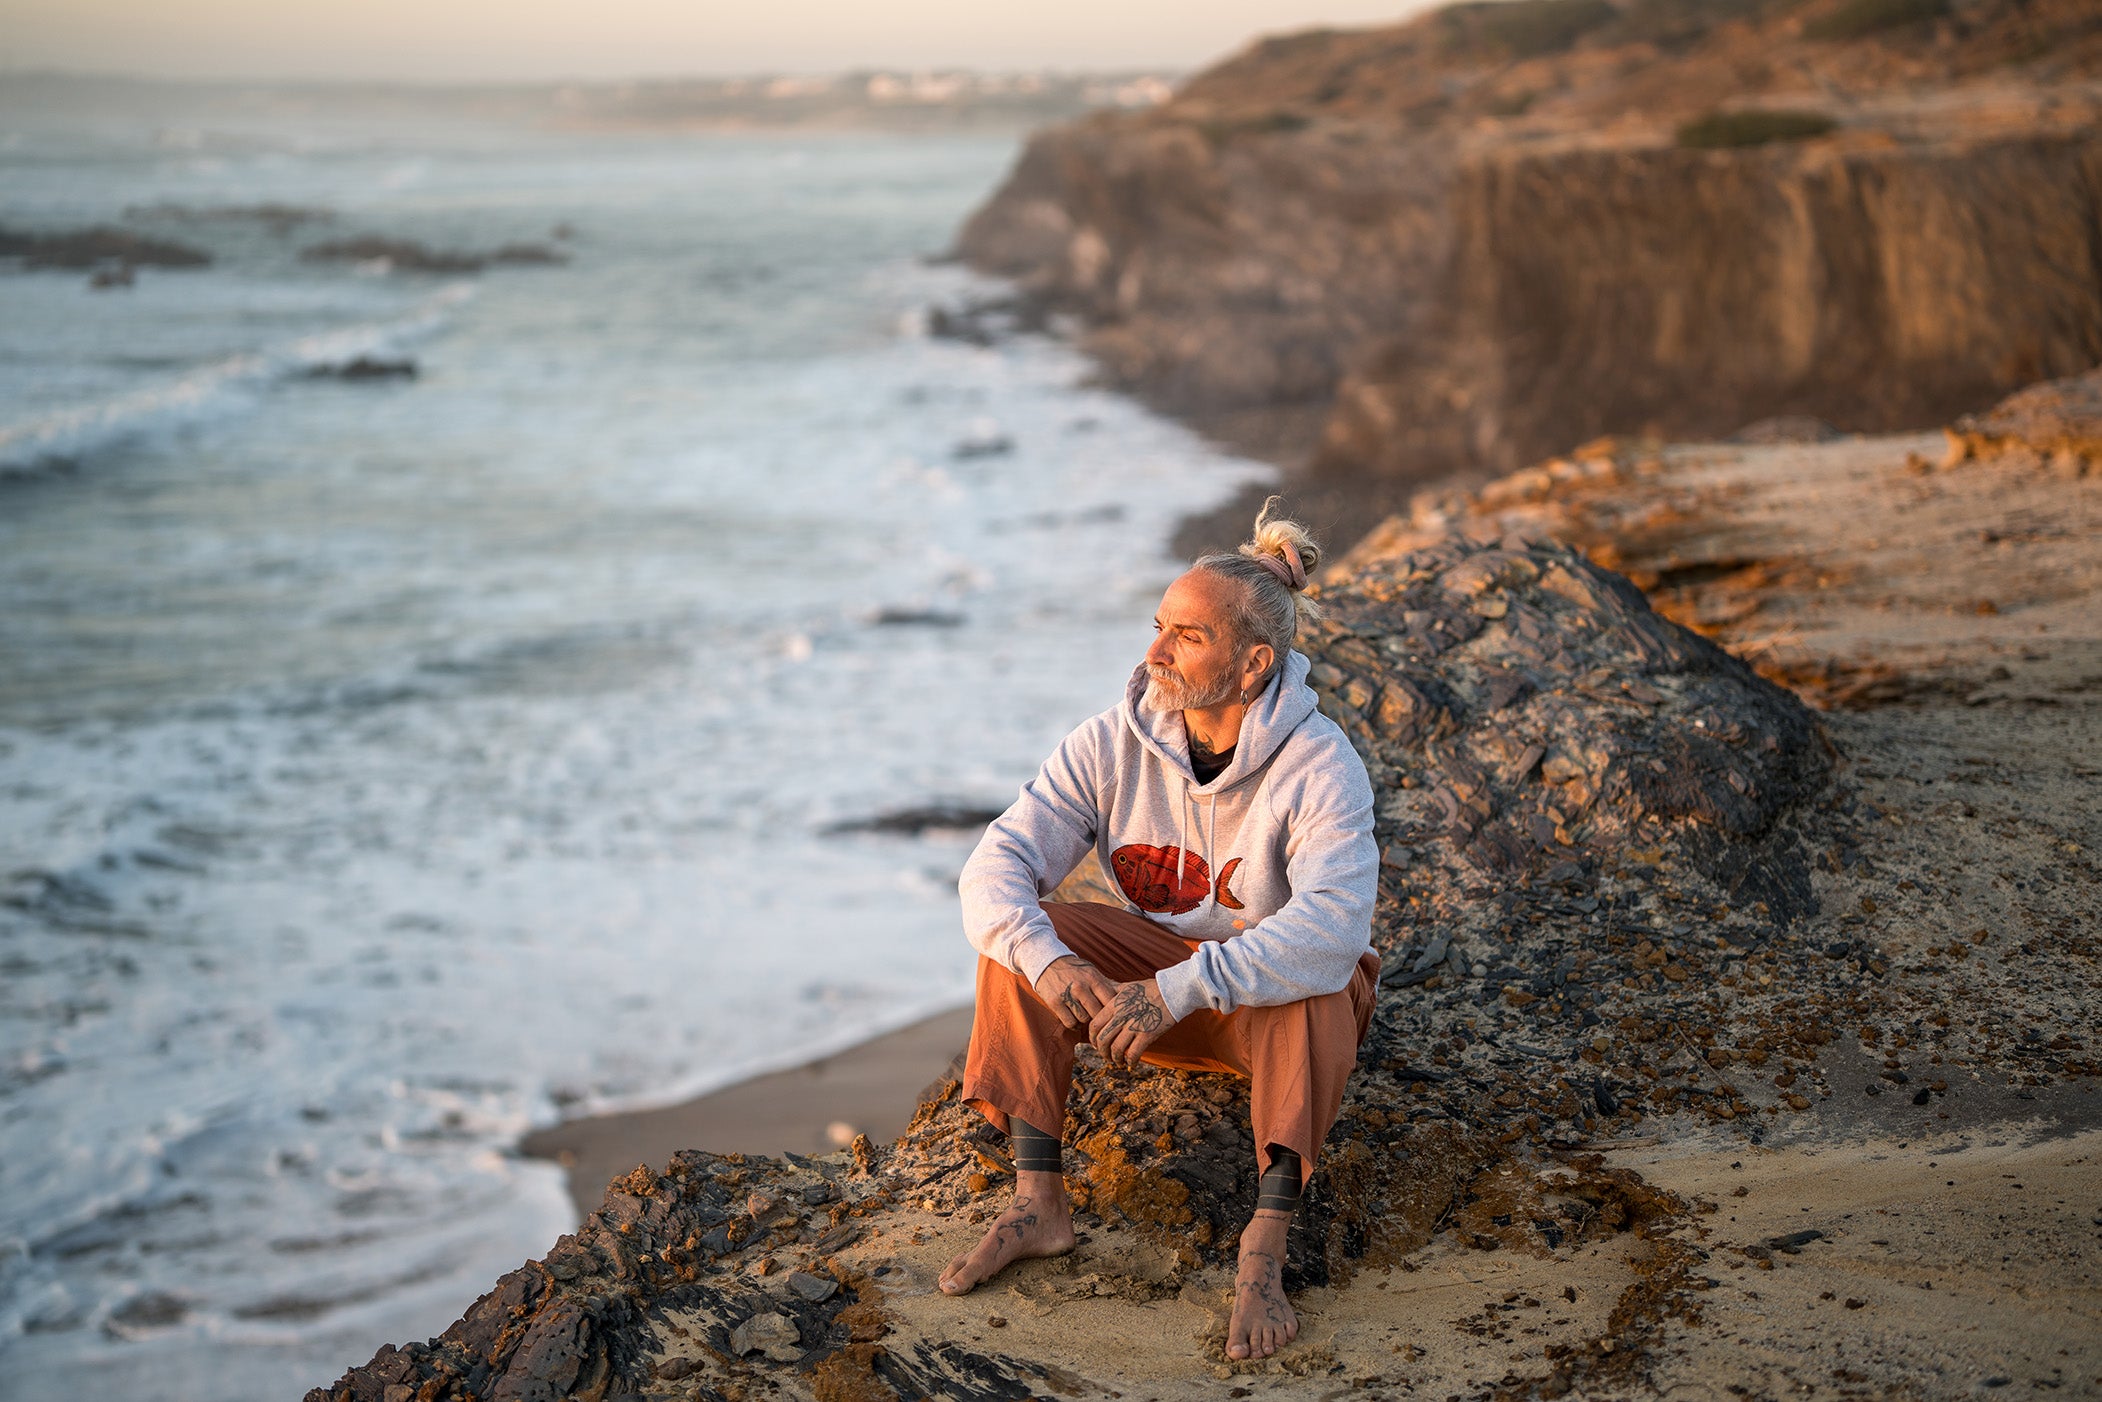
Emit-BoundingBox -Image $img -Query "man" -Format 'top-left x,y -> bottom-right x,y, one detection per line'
937,507 -> 1380,1363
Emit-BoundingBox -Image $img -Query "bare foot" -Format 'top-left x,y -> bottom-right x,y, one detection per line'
937,1174 -> 1075,1296
1227,1210 -> 1298,1360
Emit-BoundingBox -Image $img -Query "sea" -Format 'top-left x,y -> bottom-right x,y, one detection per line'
0,84 -> 1265,1399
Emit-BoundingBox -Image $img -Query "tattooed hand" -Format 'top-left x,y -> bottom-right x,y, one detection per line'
1089,978 -> 1173,1066
1033,956 -> 1116,1031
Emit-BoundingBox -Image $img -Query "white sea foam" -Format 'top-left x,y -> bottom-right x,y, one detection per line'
0,282 -> 472,477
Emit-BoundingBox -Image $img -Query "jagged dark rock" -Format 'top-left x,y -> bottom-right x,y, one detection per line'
0,223 -> 212,271
822,803 -> 1005,837
889,535 -> 1834,1287
299,237 -> 569,274
305,357 -> 419,381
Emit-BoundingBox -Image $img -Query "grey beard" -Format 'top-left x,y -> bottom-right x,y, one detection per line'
1144,664 -> 1237,711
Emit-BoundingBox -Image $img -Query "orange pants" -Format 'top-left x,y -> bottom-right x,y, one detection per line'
961,901 -> 1380,1187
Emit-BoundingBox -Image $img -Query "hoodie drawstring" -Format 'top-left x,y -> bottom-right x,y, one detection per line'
1207,796 -> 1217,905
1176,782 -> 1188,889
1173,780 -> 1220,909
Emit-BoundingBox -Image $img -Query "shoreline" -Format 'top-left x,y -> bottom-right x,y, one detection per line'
520,1006 -> 974,1223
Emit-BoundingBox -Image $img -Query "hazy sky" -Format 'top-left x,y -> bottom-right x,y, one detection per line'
0,1 -> 1441,83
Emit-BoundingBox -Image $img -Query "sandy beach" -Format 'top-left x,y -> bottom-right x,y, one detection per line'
522,1010 -> 974,1224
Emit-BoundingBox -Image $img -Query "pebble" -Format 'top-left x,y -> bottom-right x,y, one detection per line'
784,1270 -> 838,1303
727,1311 -> 802,1363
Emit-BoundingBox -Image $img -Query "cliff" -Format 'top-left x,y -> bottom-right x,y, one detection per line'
955,0 -> 2102,507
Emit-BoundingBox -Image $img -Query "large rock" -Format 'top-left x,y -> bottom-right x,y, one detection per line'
892,535 -> 1833,1285
312,536 -> 1855,1399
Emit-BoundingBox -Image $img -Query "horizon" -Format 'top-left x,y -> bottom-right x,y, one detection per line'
2,63 -> 1185,88
0,1 -> 1440,86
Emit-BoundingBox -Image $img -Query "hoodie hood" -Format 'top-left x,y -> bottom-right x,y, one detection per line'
1121,649 -> 1320,793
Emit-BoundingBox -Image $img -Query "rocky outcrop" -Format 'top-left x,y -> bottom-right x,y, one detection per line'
956,0 -> 2102,493
1942,362 -> 2102,475
299,237 -> 569,274
0,223 -> 212,271
1322,133 -> 2102,480
312,535 -> 1877,1400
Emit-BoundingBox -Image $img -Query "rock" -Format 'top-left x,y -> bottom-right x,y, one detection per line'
870,606 -> 965,626
305,357 -> 418,381
313,532 -> 1866,1401
1943,365 -> 2102,478
727,1310 -> 801,1362
952,422 -> 1015,459
0,223 -> 211,271
299,236 -> 569,275
822,803 -> 1004,836
104,1292 -> 188,1333
784,1270 -> 839,1302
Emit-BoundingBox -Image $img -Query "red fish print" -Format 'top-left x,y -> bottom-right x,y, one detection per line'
1214,857 -> 1245,910
1111,844 -> 1212,914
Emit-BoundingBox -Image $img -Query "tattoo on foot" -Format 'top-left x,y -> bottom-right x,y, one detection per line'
937,1192 -> 1077,1296
1228,1245 -> 1298,1359
994,1198 -> 1039,1245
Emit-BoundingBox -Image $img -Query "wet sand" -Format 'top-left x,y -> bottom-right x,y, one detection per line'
522,1007 -> 972,1222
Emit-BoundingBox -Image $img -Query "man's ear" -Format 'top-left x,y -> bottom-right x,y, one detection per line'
1243,642 -> 1275,691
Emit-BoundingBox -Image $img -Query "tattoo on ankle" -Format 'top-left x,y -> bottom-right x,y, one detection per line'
993,1198 -> 1040,1248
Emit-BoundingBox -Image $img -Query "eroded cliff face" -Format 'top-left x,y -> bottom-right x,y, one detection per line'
1322,131 -> 2102,479
957,113 -> 1458,432
955,0 -> 2102,488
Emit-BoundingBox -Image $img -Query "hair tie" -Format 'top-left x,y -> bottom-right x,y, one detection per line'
1252,540 -> 1306,591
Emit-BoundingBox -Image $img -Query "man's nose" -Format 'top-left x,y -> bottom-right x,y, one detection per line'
1145,634 -> 1172,666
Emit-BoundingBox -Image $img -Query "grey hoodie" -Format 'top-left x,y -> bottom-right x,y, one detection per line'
959,649 -> 1379,1021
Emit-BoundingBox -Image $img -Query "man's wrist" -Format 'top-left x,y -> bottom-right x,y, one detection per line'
1151,961 -> 1210,1022
1017,934 -> 1077,989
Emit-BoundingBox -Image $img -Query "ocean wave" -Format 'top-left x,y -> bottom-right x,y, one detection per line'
0,282 -> 475,480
